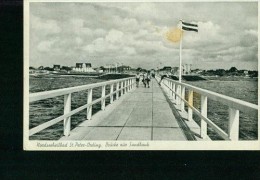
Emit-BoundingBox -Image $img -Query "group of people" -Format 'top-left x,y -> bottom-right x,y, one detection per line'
135,71 -> 170,88
135,72 -> 152,88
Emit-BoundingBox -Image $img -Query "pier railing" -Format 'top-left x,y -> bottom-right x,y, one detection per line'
158,76 -> 258,141
29,77 -> 136,137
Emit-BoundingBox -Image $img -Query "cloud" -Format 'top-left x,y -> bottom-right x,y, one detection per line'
29,2 -> 258,70
31,14 -> 61,35
182,21 -> 222,48
94,28 -> 107,36
123,47 -> 137,55
37,39 -> 56,52
75,37 -> 83,45
105,29 -> 124,43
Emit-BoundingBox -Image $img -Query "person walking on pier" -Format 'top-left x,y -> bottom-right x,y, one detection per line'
159,73 -> 169,86
142,72 -> 147,87
136,72 -> 140,87
145,72 -> 151,88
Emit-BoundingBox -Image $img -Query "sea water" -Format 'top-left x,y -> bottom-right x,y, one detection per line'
187,77 -> 258,140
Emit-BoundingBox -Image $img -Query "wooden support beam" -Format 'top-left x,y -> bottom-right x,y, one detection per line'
110,84 -> 114,103
172,83 -> 176,102
64,93 -> 71,136
188,90 -> 193,121
101,85 -> 106,110
87,88 -> 92,120
181,86 -> 185,111
116,82 -> 119,100
228,108 -> 239,141
121,81 -> 124,95
200,95 -> 207,139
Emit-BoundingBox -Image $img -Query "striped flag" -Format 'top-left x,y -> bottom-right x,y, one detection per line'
181,21 -> 198,32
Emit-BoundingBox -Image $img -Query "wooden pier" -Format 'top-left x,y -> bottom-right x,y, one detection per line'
60,79 -> 191,141
29,76 -> 258,141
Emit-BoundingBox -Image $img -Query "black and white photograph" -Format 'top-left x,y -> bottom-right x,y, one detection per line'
24,0 -> 259,150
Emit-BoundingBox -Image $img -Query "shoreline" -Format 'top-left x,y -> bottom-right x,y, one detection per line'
202,76 -> 258,81
30,74 -> 258,82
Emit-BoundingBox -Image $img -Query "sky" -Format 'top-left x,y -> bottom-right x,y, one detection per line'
29,2 -> 258,70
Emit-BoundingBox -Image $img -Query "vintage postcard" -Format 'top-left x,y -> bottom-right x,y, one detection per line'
24,0 -> 259,150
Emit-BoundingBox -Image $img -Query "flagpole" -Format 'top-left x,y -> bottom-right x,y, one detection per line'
179,27 -> 183,83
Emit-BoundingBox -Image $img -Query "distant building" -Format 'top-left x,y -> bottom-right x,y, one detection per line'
29,69 -> 36,74
118,65 -> 131,73
100,66 -> 112,73
191,69 -> 202,74
159,66 -> 172,74
99,65 -> 131,73
53,65 -> 60,71
162,66 -> 172,71
182,64 -> 192,74
72,63 -> 95,72
61,66 -> 72,72
94,67 -> 103,73
76,63 -> 83,68
244,70 -> 249,76
85,63 -> 92,68
172,67 -> 179,75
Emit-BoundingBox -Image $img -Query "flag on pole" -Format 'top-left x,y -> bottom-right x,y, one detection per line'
181,21 -> 198,32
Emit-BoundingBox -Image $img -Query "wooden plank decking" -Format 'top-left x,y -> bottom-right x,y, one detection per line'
60,79 -> 190,141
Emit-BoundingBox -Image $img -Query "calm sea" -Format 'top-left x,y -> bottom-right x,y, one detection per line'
29,76 -> 258,140
187,77 -> 258,140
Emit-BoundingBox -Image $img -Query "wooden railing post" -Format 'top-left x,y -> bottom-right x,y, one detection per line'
228,108 -> 239,140
175,84 -> 178,103
101,85 -> 106,110
87,88 -> 92,120
110,84 -> 114,104
116,82 -> 119,100
172,83 -> 176,102
188,90 -> 193,121
126,80 -> 128,92
127,80 -> 129,92
176,85 -> 181,105
64,93 -> 71,136
168,81 -> 171,95
200,95 -> 207,139
121,81 -> 124,96
128,79 -> 130,90
165,80 -> 168,93
125,80 -> 128,93
127,79 -> 129,91
181,86 -> 185,111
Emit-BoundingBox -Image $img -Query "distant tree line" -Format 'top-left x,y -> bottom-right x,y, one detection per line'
200,67 -> 258,77
29,66 -> 72,71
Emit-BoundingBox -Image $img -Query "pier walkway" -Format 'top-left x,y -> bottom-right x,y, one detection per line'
29,75 -> 258,141
60,79 -> 190,141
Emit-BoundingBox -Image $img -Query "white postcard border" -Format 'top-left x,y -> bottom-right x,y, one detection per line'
24,0 -> 260,150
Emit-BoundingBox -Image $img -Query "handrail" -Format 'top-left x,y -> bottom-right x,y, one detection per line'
29,77 -> 136,137
157,75 -> 258,141
165,78 -> 258,114
30,77 -> 135,102
169,84 -> 229,140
